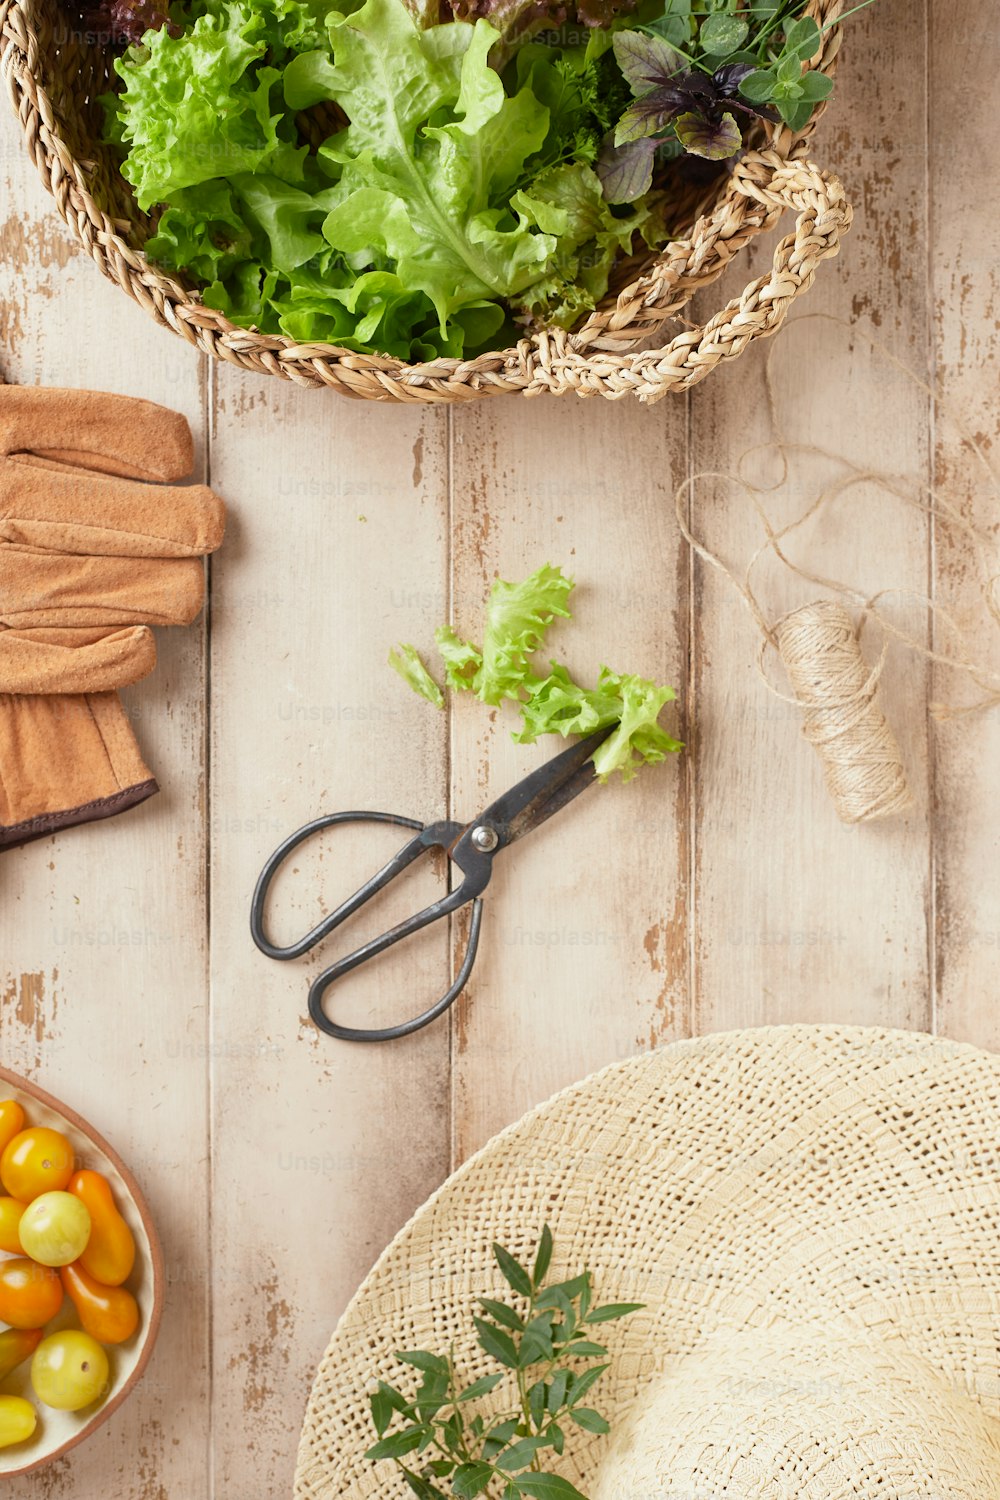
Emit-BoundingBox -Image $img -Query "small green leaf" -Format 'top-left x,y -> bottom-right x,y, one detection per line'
798,70 -> 834,103
520,1312 -> 556,1366
547,1369 -> 570,1411
395,1350 -> 451,1376
493,1243 -> 533,1298
518,1475 -> 589,1500
453,1462 -> 495,1498
439,1411 -> 464,1448
474,1317 -> 520,1369
548,1422 -> 564,1455
427,1459 -> 455,1478
564,1338 -> 607,1357
784,14 -> 821,58
586,1302 -> 645,1323
700,12 -> 749,53
495,1436 -> 547,1472
370,1388 -> 395,1436
776,94 -> 811,129
400,1469 -> 449,1500
458,1371 -> 506,1402
388,646 -> 444,709
533,1225 -> 554,1287
535,1274 -> 590,1308
569,1407 -> 610,1434
567,1364 -> 610,1405
376,1380 -> 413,1414
364,1426 -> 426,1461
489,1419 -> 521,1442
529,1379 -> 548,1428
483,1418 -> 520,1459
415,1369 -> 449,1400
739,67 -> 777,103
777,52 -> 802,85
536,1287 -> 573,1323
478,1298 -> 525,1332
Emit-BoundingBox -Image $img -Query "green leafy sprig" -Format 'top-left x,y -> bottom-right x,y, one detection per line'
365,1226 -> 643,1499
597,0 -> 862,203
737,12 -> 832,131
389,563 -> 683,783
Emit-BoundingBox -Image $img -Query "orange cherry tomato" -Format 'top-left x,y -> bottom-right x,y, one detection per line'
0,1328 -> 43,1383
0,1102 -> 25,1159
1,1127 -> 75,1201
60,1263 -> 139,1346
0,1197 -> 25,1254
68,1172 -> 135,1287
0,1258 -> 63,1328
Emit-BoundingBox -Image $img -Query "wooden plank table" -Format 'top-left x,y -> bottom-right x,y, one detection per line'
1,1 -> 997,1493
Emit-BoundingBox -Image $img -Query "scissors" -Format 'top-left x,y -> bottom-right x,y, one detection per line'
250,725 -> 613,1044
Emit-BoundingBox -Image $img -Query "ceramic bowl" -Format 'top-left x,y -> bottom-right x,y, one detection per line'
0,1066 -> 164,1476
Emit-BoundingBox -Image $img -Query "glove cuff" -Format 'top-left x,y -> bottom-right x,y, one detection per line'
0,692 -> 159,851
2,776 -> 159,850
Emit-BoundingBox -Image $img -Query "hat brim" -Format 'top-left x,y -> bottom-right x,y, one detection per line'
294,1025 -> 1000,1498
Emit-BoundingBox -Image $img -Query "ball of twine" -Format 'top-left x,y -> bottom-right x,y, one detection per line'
773,599 -> 912,824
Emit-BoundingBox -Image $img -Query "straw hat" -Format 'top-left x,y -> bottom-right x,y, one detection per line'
294,1026 -> 1000,1499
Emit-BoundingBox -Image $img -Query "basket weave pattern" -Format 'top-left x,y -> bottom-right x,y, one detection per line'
0,0 -> 850,401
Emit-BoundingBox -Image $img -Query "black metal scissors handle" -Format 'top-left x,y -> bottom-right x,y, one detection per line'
251,812 -> 488,1043
250,727 -> 612,1043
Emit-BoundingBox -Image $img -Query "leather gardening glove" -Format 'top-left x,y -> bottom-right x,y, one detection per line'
0,383 -> 225,850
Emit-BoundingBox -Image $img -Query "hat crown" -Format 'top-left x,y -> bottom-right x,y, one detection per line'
591,1324 -> 1000,1500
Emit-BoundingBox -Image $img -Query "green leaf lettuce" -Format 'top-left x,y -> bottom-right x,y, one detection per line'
390,563 -> 681,782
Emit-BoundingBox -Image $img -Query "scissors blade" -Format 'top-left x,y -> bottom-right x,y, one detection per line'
470,724 -> 615,851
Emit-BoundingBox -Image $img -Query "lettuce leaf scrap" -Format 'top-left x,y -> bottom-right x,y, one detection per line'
390,564 -> 681,782
388,644 -> 445,707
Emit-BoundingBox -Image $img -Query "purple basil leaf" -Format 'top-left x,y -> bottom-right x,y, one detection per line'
614,95 -> 677,145
713,63 -> 756,95
612,29 -> 685,92
674,109 -> 743,160
596,136 -> 657,204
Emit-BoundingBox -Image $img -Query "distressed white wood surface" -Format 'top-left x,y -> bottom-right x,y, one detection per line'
0,2 -> 998,1494
690,0 -> 933,1034
0,134 -> 212,1496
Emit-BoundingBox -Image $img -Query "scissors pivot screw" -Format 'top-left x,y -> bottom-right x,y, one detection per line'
471,825 -> 499,852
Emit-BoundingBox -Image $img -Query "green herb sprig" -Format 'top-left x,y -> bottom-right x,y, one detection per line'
598,0 -> 877,203
365,1226 -> 643,1499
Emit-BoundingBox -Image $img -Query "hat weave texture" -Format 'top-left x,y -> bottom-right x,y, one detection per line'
294,1025 -> 1000,1498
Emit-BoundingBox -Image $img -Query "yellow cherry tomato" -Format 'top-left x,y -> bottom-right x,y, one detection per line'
1,1128 -> 75,1201
0,1196 -> 25,1254
32,1331 -> 110,1412
18,1191 -> 91,1268
0,1396 -> 36,1449
0,1101 -> 25,1160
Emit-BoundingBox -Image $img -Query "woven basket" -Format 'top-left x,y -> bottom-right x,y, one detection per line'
0,0 -> 851,403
